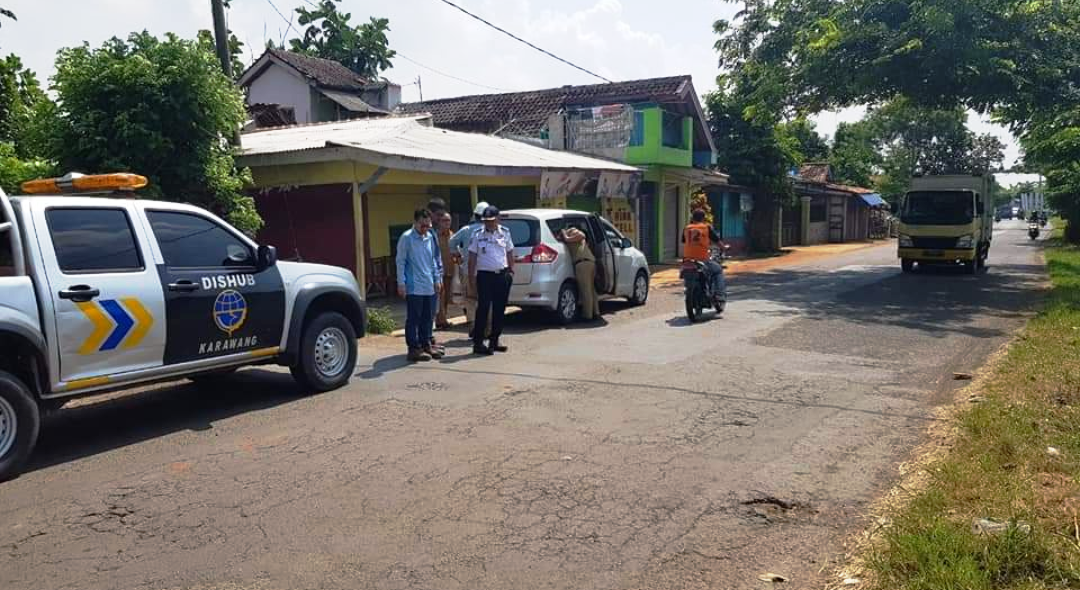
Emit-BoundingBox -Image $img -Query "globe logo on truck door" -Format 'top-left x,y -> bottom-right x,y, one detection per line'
213,290 -> 248,335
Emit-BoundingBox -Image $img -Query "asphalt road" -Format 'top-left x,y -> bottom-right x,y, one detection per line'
0,220 -> 1047,590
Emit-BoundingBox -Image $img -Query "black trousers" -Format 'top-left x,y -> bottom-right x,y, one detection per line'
475,270 -> 510,345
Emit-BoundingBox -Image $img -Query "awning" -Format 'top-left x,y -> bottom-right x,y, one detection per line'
238,115 -> 642,177
318,89 -> 389,114
861,193 -> 886,207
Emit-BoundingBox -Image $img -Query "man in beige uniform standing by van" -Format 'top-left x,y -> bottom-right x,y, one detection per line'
560,225 -> 600,321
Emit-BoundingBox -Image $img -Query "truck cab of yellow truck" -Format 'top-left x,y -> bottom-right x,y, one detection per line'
897,174 -> 995,275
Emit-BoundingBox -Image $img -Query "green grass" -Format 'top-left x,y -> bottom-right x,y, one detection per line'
868,230 -> 1080,589
366,306 -> 397,335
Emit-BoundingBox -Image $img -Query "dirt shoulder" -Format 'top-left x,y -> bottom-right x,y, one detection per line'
651,240 -> 895,288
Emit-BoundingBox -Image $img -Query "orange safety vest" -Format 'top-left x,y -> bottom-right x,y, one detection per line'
683,223 -> 712,261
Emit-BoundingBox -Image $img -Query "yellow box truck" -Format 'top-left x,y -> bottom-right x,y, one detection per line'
897,174 -> 994,274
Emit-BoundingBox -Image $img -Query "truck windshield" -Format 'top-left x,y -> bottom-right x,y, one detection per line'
901,191 -> 975,225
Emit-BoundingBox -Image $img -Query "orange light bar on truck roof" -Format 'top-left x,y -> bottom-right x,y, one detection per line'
21,172 -> 148,195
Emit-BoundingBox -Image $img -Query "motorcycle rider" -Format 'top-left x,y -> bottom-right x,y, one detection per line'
682,209 -> 727,301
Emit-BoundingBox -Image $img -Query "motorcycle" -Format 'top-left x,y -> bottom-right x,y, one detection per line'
681,245 -> 728,323
1028,223 -> 1040,240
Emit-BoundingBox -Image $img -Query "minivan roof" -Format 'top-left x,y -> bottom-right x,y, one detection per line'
502,208 -> 593,219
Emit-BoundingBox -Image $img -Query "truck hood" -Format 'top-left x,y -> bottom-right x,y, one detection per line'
277,261 -> 361,292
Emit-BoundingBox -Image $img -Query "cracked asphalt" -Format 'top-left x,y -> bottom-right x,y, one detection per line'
0,221 -> 1046,589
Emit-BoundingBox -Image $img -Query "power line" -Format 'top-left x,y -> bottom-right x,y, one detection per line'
262,0 -> 296,42
433,0 -> 613,83
396,52 -> 513,93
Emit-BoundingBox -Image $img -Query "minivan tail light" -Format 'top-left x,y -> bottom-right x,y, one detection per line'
531,244 -> 558,263
518,243 -> 558,264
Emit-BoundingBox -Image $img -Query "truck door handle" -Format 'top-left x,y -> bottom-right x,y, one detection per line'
58,285 -> 100,302
167,280 -> 200,292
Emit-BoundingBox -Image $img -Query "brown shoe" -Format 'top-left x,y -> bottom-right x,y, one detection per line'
424,345 -> 445,359
407,348 -> 431,362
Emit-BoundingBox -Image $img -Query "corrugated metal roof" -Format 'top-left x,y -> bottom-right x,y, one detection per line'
237,116 -> 640,175
318,89 -> 388,114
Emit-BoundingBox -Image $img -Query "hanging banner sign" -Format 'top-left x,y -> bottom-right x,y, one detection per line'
596,172 -> 641,200
540,171 -> 589,201
602,197 -> 637,244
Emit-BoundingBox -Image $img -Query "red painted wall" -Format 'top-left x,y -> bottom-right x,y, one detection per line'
253,183 -> 356,275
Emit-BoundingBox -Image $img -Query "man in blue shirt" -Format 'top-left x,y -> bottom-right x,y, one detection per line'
396,208 -> 444,362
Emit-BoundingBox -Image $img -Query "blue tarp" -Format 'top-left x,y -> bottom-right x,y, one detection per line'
861,193 -> 886,207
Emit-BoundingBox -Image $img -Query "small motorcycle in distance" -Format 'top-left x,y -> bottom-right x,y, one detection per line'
1029,223 -> 1040,240
681,245 -> 729,323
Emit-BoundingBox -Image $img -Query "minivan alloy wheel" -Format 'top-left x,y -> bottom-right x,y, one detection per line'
633,272 -> 648,304
560,287 -> 577,321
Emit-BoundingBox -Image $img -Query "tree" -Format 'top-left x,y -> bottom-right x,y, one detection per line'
777,117 -> 829,163
1023,105 -> 1080,241
0,54 -> 47,152
197,30 -> 245,81
829,121 -> 879,188
713,0 -> 1080,238
289,0 -> 395,80
821,97 -> 1007,200
47,32 -> 258,231
714,0 -> 1080,124
705,74 -> 799,200
0,142 -> 53,195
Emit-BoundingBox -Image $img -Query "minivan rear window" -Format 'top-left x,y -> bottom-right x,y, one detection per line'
501,218 -> 539,247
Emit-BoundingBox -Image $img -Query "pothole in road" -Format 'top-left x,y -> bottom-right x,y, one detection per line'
406,381 -> 448,391
740,495 -> 816,522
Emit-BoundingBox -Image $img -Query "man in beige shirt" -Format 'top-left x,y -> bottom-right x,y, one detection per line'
560,226 -> 600,321
435,211 -> 455,329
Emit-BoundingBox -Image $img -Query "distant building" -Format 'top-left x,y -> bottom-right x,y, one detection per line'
238,48 -> 401,128
786,164 -> 883,245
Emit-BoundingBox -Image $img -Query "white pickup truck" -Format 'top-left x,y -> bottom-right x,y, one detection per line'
0,173 -> 365,481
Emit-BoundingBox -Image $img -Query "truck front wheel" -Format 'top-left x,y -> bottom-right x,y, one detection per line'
290,311 -> 358,393
0,371 -> 40,482
901,259 -> 915,273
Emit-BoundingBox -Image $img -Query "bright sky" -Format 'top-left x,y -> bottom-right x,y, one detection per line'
4,0 -> 1037,183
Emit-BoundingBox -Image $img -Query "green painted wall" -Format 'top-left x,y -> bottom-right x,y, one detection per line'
624,107 -> 693,168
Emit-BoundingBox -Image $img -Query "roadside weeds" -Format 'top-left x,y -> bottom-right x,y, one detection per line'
836,235 -> 1080,589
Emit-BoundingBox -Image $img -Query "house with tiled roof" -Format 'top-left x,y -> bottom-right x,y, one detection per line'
399,76 -> 751,261
784,163 -> 885,245
238,48 -> 401,127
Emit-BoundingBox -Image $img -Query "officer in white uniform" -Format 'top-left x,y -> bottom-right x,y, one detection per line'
467,206 -> 515,355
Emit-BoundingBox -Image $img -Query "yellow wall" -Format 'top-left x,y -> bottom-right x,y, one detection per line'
366,185 -> 433,259
247,160 -> 546,294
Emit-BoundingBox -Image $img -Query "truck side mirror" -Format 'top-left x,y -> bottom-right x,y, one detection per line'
890,202 -> 899,215
257,244 -> 278,269
976,203 -> 985,215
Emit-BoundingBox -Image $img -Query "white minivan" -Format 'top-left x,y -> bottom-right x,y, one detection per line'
500,209 -> 651,323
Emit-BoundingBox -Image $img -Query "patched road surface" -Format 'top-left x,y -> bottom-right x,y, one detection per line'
1,222 -> 1047,589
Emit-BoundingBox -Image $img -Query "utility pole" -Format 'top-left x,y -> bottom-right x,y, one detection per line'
416,76 -> 423,102
211,0 -> 233,79
211,0 -> 241,145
